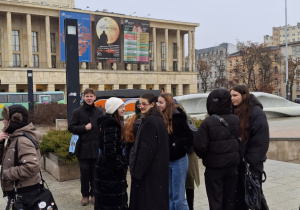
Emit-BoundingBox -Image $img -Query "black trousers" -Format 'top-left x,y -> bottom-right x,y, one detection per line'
79,158 -> 97,197
6,188 -> 40,210
205,166 -> 238,210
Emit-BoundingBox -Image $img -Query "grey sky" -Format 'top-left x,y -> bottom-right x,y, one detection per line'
75,0 -> 300,50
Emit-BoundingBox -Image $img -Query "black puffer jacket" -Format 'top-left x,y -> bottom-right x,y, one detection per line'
94,114 -> 128,210
194,88 -> 240,168
68,102 -> 103,159
169,107 -> 194,161
241,95 -> 269,173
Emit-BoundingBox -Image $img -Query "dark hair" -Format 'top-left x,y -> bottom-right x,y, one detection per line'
139,93 -> 160,120
159,93 -> 176,134
83,88 -> 95,96
113,109 -> 124,142
230,85 -> 252,142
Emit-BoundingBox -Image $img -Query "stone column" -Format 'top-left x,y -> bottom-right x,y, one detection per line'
188,31 -> 192,72
141,84 -> 146,89
140,64 -> 145,71
99,84 -> 105,91
127,84 -> 133,89
9,84 -> 17,92
192,31 -> 195,72
127,64 -> 132,70
81,85 -> 89,92
7,12 -> 13,67
81,62 -> 87,69
153,27 -> 157,71
177,84 -> 183,96
45,16 -> 51,68
26,14 -> 33,68
112,63 -> 117,70
48,84 -> 55,91
113,84 -> 119,90
182,37 -> 185,70
153,84 -> 159,90
97,62 -> 102,70
165,84 -> 171,94
177,30 -> 181,71
165,29 -> 169,71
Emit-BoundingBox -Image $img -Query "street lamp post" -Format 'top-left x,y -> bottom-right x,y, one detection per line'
285,0 -> 289,100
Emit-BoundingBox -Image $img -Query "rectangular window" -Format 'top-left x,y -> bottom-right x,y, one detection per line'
274,66 -> 278,74
50,33 -> 56,53
12,30 -> 20,51
33,54 -> 39,68
13,53 -> 20,67
274,79 -> 278,86
150,60 -> 154,71
51,55 -> 56,68
229,71 -> 232,78
32,32 -> 38,52
161,60 -> 166,71
172,43 -> 177,59
161,42 -> 166,59
229,61 -> 232,67
173,61 -> 177,71
149,41 -> 153,59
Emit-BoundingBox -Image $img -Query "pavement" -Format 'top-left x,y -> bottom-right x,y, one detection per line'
0,117 -> 300,209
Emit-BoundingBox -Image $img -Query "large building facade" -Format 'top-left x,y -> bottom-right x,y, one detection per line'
0,0 -> 199,96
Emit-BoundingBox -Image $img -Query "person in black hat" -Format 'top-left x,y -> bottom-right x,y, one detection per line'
0,105 -> 42,210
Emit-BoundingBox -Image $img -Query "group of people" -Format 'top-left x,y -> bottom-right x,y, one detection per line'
0,84 -> 270,210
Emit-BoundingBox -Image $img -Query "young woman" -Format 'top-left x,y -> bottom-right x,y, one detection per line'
129,93 -> 169,210
157,93 -> 193,210
94,97 -> 128,210
230,85 -> 269,210
193,88 -> 240,210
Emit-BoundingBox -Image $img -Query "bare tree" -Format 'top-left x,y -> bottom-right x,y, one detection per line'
196,58 -> 211,93
283,56 -> 300,100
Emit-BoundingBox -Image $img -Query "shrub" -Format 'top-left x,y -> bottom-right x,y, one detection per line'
29,103 -> 67,125
40,129 -> 77,163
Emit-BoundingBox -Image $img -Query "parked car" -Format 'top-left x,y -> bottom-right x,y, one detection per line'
295,98 -> 300,104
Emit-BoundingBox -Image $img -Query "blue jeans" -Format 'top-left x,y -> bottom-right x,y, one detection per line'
169,154 -> 189,210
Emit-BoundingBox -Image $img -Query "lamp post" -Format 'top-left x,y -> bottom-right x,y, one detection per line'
285,0 -> 289,100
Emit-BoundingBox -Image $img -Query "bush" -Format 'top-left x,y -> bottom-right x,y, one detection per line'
29,102 -> 67,125
40,129 -> 77,163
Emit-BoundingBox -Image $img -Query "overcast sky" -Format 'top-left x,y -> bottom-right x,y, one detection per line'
75,0 -> 300,50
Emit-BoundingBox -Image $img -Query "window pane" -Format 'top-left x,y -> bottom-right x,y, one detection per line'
8,94 -> 22,103
0,95 -> 7,103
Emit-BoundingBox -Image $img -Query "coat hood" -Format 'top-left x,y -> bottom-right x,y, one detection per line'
250,94 -> 263,109
206,88 -> 232,115
10,123 -> 42,145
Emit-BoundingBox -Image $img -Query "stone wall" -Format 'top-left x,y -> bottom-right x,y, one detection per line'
267,138 -> 300,162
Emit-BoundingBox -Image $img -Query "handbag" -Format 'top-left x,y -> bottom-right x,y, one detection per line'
13,131 -> 58,210
69,134 -> 79,154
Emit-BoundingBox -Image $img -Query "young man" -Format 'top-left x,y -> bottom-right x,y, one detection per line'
68,88 -> 103,206
0,105 -> 42,210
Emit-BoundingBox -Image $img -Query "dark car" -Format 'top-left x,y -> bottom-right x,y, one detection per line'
295,98 -> 300,104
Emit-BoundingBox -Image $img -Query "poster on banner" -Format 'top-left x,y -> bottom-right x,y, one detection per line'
123,19 -> 149,63
95,16 -> 121,63
59,11 -> 91,62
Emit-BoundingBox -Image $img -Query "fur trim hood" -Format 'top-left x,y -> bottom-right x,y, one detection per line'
1,105 -> 29,134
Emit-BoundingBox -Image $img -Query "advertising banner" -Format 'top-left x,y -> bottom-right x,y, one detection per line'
59,11 -> 91,62
123,19 -> 149,63
95,16 -> 121,63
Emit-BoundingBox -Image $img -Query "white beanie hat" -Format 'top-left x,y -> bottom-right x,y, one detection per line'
105,97 -> 124,114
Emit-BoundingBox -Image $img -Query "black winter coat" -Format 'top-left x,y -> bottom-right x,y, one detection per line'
169,107 -> 194,161
129,109 -> 169,210
68,102 -> 103,159
94,114 -> 128,210
194,88 -> 240,169
241,95 -> 269,173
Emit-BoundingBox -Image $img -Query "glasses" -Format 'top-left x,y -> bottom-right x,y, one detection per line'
137,103 -> 150,108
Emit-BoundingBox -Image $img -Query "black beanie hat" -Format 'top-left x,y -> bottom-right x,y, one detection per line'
135,100 -> 141,115
1,105 -> 29,134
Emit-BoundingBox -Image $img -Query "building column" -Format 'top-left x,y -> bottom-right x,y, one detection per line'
140,84 -> 146,89
112,63 -> 117,70
177,84 -> 183,96
153,84 -> 159,90
153,27 -> 157,71
113,84 -> 119,90
127,84 -> 133,89
7,12 -> 13,67
81,62 -> 87,69
165,84 -> 171,94
188,31 -> 192,72
182,37 -> 185,70
177,30 -> 181,71
97,62 -> 102,70
45,16 -> 51,68
26,14 -> 33,68
127,64 -> 132,70
192,31 -> 195,72
165,29 -> 169,71
48,84 -> 55,91
9,84 -> 17,92
82,84 -> 89,91
99,84 -> 105,91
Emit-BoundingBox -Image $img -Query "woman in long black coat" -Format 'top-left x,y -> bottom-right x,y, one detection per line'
94,97 -> 128,210
231,85 -> 269,210
129,93 -> 169,210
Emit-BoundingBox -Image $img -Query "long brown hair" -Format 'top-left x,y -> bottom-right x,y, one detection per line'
113,110 -> 124,141
124,114 -> 137,143
231,85 -> 252,142
159,93 -> 176,134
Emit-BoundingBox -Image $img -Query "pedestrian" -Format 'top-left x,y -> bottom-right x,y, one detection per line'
129,93 -> 169,210
194,88 -> 240,210
157,93 -> 193,210
94,97 -> 128,210
124,100 -> 142,165
230,85 -> 269,210
0,105 -> 42,210
68,88 -> 103,206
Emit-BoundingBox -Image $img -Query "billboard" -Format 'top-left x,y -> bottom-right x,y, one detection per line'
59,11 -> 91,62
95,16 -> 121,63
124,19 -> 149,63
